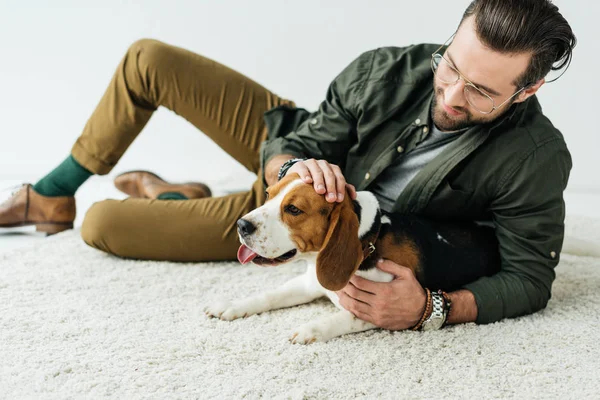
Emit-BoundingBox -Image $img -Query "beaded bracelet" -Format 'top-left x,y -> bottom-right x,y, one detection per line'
440,290 -> 452,327
411,288 -> 433,331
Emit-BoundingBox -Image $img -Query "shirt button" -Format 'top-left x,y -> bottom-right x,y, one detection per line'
397,146 -> 404,153
365,172 -> 371,180
423,126 -> 429,134
310,118 -> 318,125
415,118 -> 421,125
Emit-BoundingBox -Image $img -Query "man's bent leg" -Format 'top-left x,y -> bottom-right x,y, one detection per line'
3,39 -> 289,234
81,178 -> 266,262
72,39 -> 293,175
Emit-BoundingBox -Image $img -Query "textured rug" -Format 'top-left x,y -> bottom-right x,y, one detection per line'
1,217 -> 599,399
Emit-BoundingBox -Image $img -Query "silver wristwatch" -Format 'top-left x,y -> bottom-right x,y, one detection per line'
421,291 -> 448,331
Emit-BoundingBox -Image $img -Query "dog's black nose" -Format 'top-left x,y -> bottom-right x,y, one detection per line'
237,218 -> 256,237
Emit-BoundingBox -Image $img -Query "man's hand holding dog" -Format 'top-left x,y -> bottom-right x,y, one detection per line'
336,259 -> 428,330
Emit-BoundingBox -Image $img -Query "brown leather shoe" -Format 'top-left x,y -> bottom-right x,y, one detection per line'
0,184 -> 76,235
113,171 -> 212,200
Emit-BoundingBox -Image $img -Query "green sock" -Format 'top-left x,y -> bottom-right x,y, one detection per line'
157,192 -> 188,200
33,155 -> 93,197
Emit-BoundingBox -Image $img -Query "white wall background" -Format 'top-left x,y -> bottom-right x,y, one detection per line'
0,0 -> 598,192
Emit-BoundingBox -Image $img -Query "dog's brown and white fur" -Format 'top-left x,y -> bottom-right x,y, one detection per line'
205,173 -> 596,343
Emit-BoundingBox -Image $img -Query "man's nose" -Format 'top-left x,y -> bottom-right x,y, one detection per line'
237,218 -> 257,237
444,79 -> 468,109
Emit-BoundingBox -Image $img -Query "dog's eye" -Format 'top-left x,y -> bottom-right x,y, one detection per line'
264,190 -> 269,199
285,204 -> 303,216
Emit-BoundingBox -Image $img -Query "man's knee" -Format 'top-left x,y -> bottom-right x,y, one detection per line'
124,38 -> 173,107
127,38 -> 174,74
81,200 -> 121,254
128,38 -> 167,58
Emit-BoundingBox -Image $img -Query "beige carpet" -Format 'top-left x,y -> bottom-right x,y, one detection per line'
1,216 -> 599,399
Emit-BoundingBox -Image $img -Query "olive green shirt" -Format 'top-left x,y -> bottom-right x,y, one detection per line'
260,44 -> 572,324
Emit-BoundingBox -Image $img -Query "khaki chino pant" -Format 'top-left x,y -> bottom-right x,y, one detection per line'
75,39 -> 294,262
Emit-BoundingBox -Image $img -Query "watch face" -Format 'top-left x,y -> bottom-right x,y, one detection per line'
421,317 -> 445,331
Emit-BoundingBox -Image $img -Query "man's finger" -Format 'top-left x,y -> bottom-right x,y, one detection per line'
376,259 -> 413,279
305,163 -> 326,194
290,162 -> 312,183
317,160 -> 338,202
330,165 -> 346,203
348,275 -> 383,294
343,282 -> 376,304
346,183 -> 357,200
338,291 -> 372,317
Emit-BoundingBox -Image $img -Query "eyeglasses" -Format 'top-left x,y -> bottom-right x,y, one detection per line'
431,37 -> 528,115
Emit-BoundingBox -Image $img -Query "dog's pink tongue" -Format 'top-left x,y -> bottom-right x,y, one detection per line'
237,244 -> 258,264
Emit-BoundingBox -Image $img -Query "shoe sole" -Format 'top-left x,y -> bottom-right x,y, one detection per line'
0,221 -> 73,236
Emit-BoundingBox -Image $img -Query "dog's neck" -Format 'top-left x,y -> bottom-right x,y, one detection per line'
353,192 -> 382,266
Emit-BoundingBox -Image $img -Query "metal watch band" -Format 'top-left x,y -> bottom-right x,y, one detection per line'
421,291 -> 447,331
277,158 -> 306,181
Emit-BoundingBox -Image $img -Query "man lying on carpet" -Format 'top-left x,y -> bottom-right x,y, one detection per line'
0,0 -> 576,331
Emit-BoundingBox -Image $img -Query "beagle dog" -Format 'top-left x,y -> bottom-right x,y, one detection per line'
205,173 -> 500,343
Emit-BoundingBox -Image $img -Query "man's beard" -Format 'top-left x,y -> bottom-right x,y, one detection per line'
431,85 -> 516,132
431,87 -> 475,132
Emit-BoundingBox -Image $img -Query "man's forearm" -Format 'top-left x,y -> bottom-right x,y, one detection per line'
264,154 -> 296,187
446,289 -> 478,324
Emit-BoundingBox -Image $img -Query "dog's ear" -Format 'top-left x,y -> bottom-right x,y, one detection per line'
316,197 -> 363,291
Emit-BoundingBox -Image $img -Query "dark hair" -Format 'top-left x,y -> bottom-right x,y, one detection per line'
461,0 -> 576,87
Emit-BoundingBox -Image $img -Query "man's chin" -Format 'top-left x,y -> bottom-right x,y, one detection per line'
431,90 -> 474,132
432,109 -> 472,132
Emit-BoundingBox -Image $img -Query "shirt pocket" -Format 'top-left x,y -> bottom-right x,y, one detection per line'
423,180 -> 478,220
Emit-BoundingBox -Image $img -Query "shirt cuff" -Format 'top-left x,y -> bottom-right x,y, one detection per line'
462,276 -> 504,324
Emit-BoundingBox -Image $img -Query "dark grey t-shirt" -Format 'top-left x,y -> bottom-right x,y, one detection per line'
369,123 -> 464,212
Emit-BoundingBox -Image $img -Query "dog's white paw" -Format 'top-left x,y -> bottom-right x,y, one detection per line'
204,301 -> 249,321
290,323 -> 328,344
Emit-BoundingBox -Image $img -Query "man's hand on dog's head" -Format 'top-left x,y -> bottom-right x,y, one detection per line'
287,158 -> 357,203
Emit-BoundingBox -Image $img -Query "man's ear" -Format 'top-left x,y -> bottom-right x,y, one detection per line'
514,78 -> 545,104
316,197 -> 363,291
